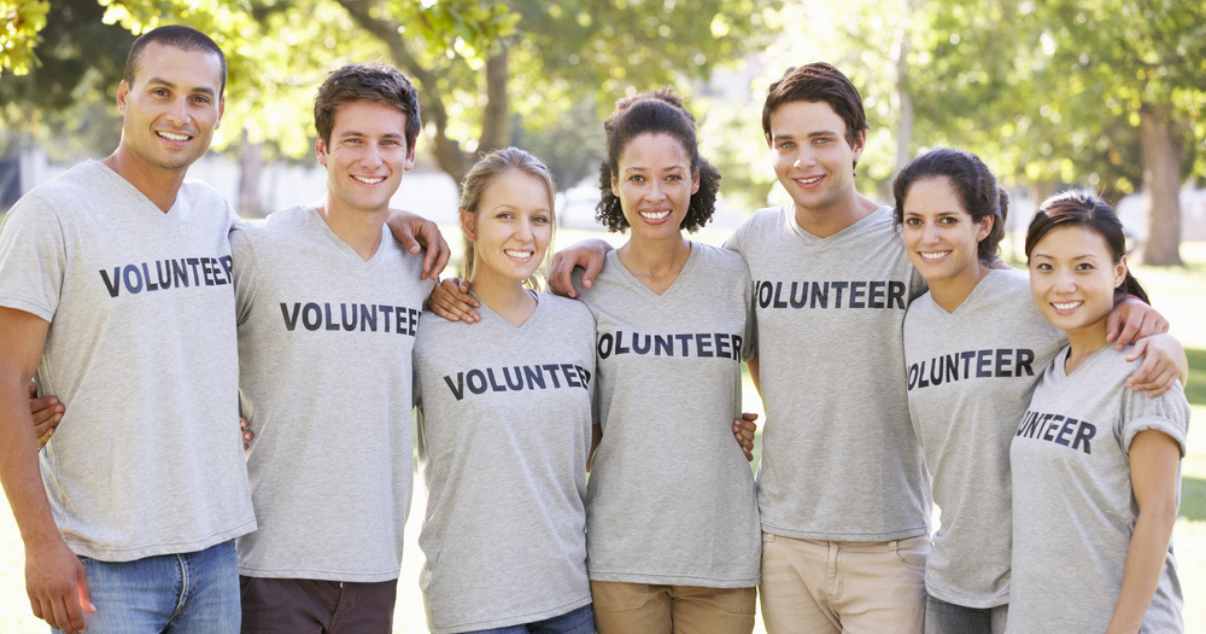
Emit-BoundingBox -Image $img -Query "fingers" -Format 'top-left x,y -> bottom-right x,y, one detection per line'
1113,313 -> 1144,350
78,568 -> 95,614
416,221 -> 451,280
733,413 -> 758,462
580,256 -> 604,292
547,252 -> 579,298
28,381 -> 38,399
241,417 -> 253,451
429,279 -> 481,323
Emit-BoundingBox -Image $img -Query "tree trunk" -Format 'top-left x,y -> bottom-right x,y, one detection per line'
1136,104 -> 1183,266
237,127 -> 264,217
478,44 -> 511,156
890,0 -> 918,175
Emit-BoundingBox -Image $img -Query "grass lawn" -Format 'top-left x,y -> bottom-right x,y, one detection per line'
1,237 -> 1203,633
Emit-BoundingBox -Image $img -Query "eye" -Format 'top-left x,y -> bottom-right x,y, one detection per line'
904,217 -> 921,226
382,139 -> 399,146
191,95 -> 211,105
152,88 -> 169,97
778,141 -> 795,150
628,175 -> 644,183
814,137 -> 830,145
939,217 -> 958,225
667,174 -> 682,181
533,214 -> 551,224
1076,262 -> 1096,271
1034,263 -> 1052,272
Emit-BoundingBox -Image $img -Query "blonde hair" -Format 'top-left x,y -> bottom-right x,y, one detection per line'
458,147 -> 557,290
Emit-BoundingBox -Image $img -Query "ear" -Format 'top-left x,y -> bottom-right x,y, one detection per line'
215,95 -> 225,130
1114,255 -> 1128,288
404,144 -> 417,172
116,80 -> 130,116
459,210 -> 476,242
611,172 -> 620,198
850,128 -> 867,163
315,137 -> 329,168
691,166 -> 701,195
977,215 -> 994,242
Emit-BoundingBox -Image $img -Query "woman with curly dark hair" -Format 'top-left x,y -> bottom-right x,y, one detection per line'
572,88 -> 760,634
429,88 -> 760,633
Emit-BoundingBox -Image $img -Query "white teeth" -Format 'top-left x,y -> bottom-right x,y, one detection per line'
919,251 -> 950,262
504,249 -> 533,259
639,210 -> 670,220
1053,301 -> 1082,310
158,131 -> 189,141
800,176 -> 822,184
352,176 -> 386,185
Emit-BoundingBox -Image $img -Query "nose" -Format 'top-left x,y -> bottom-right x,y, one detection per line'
164,96 -> 190,125
1053,269 -> 1077,294
793,146 -> 817,169
515,218 -> 534,242
921,222 -> 941,245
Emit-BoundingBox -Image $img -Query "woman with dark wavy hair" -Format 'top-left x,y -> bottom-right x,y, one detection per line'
575,88 -> 760,634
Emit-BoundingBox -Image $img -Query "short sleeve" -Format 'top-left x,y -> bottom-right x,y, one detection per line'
229,224 -> 259,326
0,195 -> 67,321
1121,383 -> 1190,458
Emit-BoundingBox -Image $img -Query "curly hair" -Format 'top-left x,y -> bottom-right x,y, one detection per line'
595,88 -> 720,234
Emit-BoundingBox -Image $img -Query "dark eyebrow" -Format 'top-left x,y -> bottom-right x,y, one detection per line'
146,77 -> 216,97
807,130 -> 840,138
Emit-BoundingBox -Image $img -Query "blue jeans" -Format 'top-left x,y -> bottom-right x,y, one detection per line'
52,540 -> 240,634
467,604 -> 595,634
924,595 -> 1008,634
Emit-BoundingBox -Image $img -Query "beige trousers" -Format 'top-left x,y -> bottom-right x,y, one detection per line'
759,532 -> 929,634
590,580 -> 756,634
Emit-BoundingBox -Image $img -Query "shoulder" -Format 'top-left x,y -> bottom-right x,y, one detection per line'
540,293 -> 596,326
13,162 -> 109,217
692,241 -> 750,282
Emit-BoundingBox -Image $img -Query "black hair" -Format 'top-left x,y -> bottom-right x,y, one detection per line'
595,88 -> 720,233
892,148 -> 1009,265
125,25 -> 226,97
1024,190 -> 1149,304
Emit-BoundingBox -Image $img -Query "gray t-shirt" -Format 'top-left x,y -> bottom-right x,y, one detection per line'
0,160 -> 255,561
232,205 -> 432,582
414,294 -> 595,634
725,204 -> 929,541
904,268 -> 1064,607
1010,345 -> 1188,633
579,243 -> 761,587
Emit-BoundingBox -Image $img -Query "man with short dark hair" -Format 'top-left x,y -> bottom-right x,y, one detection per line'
0,25 -> 254,634
232,62 -> 433,634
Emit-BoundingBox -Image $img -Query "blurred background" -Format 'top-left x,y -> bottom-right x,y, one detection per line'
1,0 -> 1204,632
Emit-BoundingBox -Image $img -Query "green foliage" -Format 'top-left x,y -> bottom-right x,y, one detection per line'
0,0 -> 50,75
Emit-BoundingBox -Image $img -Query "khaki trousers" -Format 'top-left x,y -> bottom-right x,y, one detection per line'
590,580 -> 756,634
759,533 -> 928,634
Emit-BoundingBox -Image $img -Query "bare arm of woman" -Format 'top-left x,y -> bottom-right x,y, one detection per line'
1124,333 -> 1189,396
1104,429 -> 1181,634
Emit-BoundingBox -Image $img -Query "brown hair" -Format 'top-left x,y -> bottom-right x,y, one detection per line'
314,63 -> 420,150
892,148 -> 1009,265
459,147 -> 557,290
761,63 -> 868,169
125,25 -> 227,97
1024,190 -> 1149,304
595,87 -> 720,233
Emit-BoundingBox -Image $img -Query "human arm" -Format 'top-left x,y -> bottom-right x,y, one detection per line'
1124,334 -> 1189,397
1106,297 -> 1169,350
1104,429 -> 1181,634
547,239 -> 614,298
385,209 -> 451,280
0,307 -> 93,633
28,382 -> 62,449
747,356 -> 762,395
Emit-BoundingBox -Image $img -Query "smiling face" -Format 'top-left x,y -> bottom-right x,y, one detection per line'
1028,224 -> 1127,336
769,100 -> 864,218
463,170 -> 553,285
901,177 -> 993,290
116,41 -> 225,174
316,99 -> 416,216
611,132 -> 700,241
